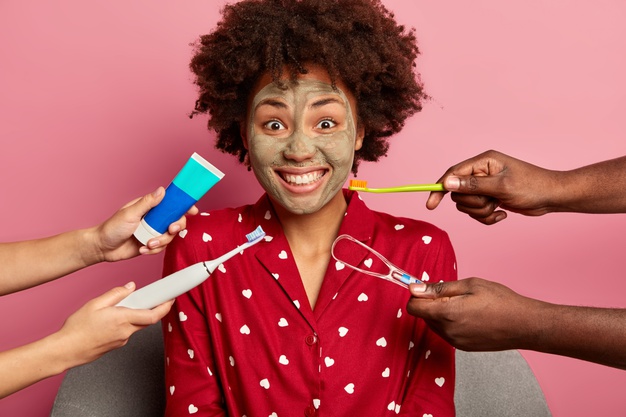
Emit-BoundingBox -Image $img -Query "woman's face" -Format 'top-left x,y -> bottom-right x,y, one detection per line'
243,65 -> 364,215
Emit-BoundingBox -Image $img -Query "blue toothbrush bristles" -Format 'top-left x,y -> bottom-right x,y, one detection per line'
246,225 -> 266,242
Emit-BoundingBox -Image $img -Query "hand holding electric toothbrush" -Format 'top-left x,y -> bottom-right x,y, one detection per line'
0,187 -> 193,399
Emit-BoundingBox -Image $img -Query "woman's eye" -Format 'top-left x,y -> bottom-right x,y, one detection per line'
264,120 -> 286,131
316,119 -> 337,130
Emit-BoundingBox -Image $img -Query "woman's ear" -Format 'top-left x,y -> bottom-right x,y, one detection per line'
354,124 -> 365,151
240,123 -> 249,150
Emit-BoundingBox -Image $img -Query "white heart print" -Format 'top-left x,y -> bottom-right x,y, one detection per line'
387,402 -> 395,411
264,210 -> 271,220
169,386 -> 175,395
278,318 -> 288,327
260,378 -> 270,389
188,404 -> 198,414
278,250 -> 288,259
238,213 -> 242,222
357,293 -> 368,302
324,357 -> 335,367
435,377 -> 445,387
422,235 -> 432,244
382,367 -> 390,377
202,233 -> 212,242
242,289 -> 252,299
218,264 -> 226,273
272,273 -> 279,279
425,349 -> 431,359
168,322 -> 172,332
229,356 -> 235,366
364,258 -> 373,268
179,312 -> 187,322
335,261 -> 345,271
240,324 -> 251,335
376,337 -> 387,347
279,355 -> 289,365
344,383 -> 355,394
394,224 -> 404,230
338,327 -> 349,337
179,229 -> 188,238
187,349 -> 194,359
397,309 -> 402,318
421,271 -> 430,282
215,313 -> 222,322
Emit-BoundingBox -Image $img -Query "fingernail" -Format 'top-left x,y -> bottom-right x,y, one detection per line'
445,176 -> 460,190
124,282 -> 135,290
494,213 -> 506,223
152,187 -> 164,198
147,239 -> 160,249
170,224 -> 181,233
410,283 -> 427,294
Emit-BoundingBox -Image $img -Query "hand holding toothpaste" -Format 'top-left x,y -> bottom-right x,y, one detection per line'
92,186 -> 198,263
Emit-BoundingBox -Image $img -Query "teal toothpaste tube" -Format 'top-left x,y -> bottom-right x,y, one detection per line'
133,152 -> 225,245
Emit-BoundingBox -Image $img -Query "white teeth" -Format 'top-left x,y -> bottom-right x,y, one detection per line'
283,171 -> 322,185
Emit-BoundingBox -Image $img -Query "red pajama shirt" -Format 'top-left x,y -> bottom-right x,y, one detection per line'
162,190 -> 457,416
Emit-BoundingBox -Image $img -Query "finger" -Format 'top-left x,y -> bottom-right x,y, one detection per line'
127,187 -> 166,219
426,190 -> 447,210
409,280 -> 472,299
444,175 -> 504,199
454,202 -> 507,225
125,300 -> 174,326
186,205 -> 199,216
91,282 -> 136,308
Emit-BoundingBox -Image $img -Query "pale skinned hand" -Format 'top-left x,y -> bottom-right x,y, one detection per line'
90,187 -> 199,263
426,150 -> 558,225
406,278 -> 543,351
56,282 -> 174,368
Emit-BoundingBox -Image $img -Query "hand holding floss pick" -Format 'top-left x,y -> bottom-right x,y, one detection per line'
133,152 -> 225,245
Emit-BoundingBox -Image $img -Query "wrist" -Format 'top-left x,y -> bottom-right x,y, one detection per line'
78,226 -> 105,266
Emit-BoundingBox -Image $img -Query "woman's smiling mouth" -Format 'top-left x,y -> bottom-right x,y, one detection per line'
278,169 -> 327,186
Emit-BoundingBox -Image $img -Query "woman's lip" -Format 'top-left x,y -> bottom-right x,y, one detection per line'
275,168 -> 328,192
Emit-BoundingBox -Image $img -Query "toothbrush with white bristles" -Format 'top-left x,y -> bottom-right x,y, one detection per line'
117,226 -> 266,309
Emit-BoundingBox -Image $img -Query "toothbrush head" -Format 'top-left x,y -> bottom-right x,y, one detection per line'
245,225 -> 266,243
348,179 -> 368,190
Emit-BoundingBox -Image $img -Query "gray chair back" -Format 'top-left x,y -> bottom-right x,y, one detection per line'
51,324 -> 551,416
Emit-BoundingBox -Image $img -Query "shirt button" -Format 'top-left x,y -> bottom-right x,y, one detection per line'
305,333 -> 318,346
304,405 -> 317,416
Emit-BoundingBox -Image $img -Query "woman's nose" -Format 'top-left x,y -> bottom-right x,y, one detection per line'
282,130 -> 316,162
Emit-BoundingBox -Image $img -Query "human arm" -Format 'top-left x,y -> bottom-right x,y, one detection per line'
426,150 -> 626,225
406,278 -> 626,370
0,282 -> 173,399
0,187 -> 197,295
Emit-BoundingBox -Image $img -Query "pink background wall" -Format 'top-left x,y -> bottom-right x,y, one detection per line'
1,1 -> 624,415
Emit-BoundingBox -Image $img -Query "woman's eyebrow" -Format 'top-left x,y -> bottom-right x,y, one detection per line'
309,97 -> 345,109
255,98 -> 288,110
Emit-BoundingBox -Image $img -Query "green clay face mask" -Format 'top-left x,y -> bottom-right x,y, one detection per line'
246,78 -> 360,215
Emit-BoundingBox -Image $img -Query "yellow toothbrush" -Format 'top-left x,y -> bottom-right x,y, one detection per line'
348,179 -> 444,193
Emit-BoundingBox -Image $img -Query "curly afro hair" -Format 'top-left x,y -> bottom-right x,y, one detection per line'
190,0 -> 427,174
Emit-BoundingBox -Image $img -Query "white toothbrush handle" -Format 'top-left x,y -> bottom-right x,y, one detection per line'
116,261 -> 210,310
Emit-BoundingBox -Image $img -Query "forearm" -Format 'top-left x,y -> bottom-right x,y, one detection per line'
553,156 -> 626,214
523,302 -> 626,369
0,227 -> 102,295
0,331 -> 76,399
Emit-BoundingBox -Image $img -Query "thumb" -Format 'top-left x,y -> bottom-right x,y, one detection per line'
443,175 -> 502,198
409,280 -> 470,299
92,282 -> 136,308
127,187 -> 165,218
